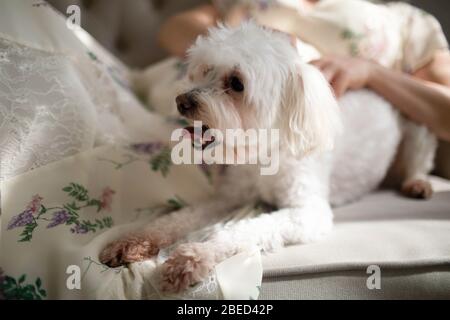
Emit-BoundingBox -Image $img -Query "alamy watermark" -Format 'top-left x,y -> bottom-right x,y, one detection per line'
66,265 -> 81,290
66,5 -> 81,30
170,121 -> 280,175
64,263 -> 382,291
366,265 -> 381,290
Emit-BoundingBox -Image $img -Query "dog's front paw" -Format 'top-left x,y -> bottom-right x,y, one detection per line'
160,243 -> 215,294
100,232 -> 171,267
401,179 -> 433,199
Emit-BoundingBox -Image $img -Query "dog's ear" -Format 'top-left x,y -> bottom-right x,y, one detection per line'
280,62 -> 342,156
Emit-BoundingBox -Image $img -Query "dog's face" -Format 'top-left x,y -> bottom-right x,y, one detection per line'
177,23 -> 342,156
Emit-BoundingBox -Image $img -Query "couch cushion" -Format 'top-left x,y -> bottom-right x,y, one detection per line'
260,266 -> 450,299
262,176 -> 450,276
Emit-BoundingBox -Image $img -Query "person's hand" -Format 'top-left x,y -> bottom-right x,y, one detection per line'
311,55 -> 375,97
223,5 -> 248,27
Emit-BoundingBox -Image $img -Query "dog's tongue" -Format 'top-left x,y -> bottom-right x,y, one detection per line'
183,125 -> 215,150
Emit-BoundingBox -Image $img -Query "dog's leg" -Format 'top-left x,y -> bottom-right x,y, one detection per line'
160,196 -> 333,293
393,120 -> 437,199
99,198 -> 239,267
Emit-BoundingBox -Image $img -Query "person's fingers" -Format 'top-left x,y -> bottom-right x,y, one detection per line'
310,58 -> 329,69
320,64 -> 339,82
224,5 -> 247,26
331,72 -> 350,97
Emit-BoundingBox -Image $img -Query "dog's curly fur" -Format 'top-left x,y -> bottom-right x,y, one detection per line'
101,23 -> 437,293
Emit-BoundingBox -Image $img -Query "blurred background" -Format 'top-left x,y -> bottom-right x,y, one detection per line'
47,0 -> 450,68
45,0 -> 450,179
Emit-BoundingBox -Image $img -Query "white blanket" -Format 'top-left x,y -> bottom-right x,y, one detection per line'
0,1 -> 262,300
1,144 -> 262,299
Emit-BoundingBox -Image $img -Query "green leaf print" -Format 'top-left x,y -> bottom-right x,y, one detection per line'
167,195 -> 187,210
0,274 -> 47,300
150,146 -> 172,177
7,184 -> 115,242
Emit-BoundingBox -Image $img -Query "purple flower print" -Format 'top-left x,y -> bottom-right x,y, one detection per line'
7,194 -> 43,230
258,0 -> 270,11
130,142 -> 163,155
70,224 -> 89,234
46,210 -> 70,228
7,209 -> 34,230
8,185 -> 114,242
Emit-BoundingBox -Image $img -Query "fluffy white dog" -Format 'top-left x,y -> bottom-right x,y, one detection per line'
100,23 -> 436,293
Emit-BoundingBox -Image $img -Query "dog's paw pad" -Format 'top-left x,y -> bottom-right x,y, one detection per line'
160,243 -> 214,294
99,234 -> 162,267
401,179 -> 433,200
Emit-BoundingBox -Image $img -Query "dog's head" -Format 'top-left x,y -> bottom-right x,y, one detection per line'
176,22 -> 342,156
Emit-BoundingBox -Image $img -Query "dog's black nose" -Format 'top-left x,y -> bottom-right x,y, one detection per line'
176,93 -> 197,115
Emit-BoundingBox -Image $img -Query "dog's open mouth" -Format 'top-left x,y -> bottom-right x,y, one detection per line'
183,125 -> 216,150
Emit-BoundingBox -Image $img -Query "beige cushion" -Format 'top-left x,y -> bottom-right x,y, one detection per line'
260,176 -> 450,298
260,266 -> 450,299
262,176 -> 450,275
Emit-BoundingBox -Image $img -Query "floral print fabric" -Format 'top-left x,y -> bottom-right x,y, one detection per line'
0,143 -> 228,299
7,185 -> 116,242
0,1 -> 263,300
213,0 -> 448,72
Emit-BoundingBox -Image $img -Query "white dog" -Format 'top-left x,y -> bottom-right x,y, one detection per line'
100,23 -> 436,293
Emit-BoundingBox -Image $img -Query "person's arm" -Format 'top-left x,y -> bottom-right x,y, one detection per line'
158,4 -> 219,58
312,51 -> 450,142
369,52 -> 450,141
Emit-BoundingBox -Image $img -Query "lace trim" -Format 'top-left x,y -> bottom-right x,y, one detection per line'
0,36 -> 152,189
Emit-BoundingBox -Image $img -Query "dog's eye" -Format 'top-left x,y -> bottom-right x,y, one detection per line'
229,76 -> 244,92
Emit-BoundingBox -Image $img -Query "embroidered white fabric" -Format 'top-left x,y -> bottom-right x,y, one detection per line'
0,37 -> 95,184
0,3 -> 262,300
0,36 -> 168,191
183,274 -> 222,300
